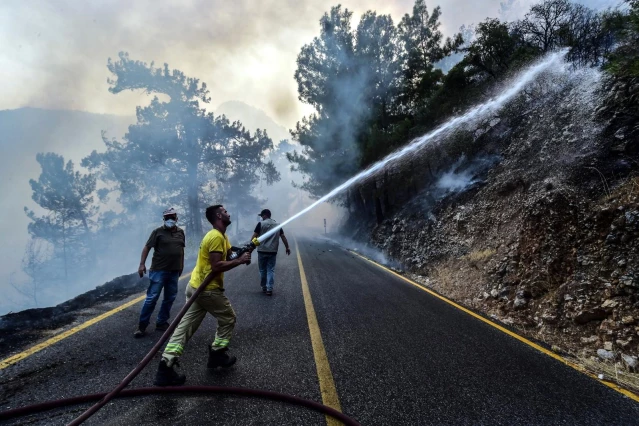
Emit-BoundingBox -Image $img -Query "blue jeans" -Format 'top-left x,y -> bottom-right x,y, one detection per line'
258,252 -> 277,291
139,270 -> 180,327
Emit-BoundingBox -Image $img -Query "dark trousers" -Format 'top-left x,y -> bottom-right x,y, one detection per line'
139,270 -> 180,327
258,252 -> 277,291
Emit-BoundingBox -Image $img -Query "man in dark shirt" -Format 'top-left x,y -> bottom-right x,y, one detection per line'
251,209 -> 290,296
135,208 -> 185,337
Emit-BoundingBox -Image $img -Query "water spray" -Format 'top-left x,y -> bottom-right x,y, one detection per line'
246,50 -> 568,247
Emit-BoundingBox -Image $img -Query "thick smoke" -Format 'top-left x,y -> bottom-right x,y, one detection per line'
1,0 -> 617,125
0,0 -> 623,315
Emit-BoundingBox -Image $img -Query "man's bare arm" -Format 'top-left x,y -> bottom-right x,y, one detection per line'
280,233 -> 291,255
251,232 -> 258,241
138,246 -> 150,277
197,251 -> 250,289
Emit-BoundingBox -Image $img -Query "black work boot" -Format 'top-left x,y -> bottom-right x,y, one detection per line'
155,322 -> 169,331
133,323 -> 147,338
207,346 -> 237,369
154,359 -> 186,386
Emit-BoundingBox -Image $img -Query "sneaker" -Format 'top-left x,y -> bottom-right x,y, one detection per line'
207,346 -> 237,369
156,322 -> 170,331
133,324 -> 147,338
265,290 -> 273,296
154,360 -> 186,386
261,287 -> 267,293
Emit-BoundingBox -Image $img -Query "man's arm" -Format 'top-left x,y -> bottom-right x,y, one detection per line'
180,232 -> 185,276
138,246 -> 150,277
197,251 -> 250,289
280,232 -> 291,255
140,229 -> 157,277
251,222 -> 261,241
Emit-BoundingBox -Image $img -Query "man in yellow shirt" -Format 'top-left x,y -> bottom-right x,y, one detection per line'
154,205 -> 251,386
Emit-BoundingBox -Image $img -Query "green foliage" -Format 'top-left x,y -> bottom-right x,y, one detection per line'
465,18 -> 518,78
83,53 -> 279,239
605,0 -> 639,78
398,0 -> 462,112
289,0 -> 623,206
24,153 -> 97,279
517,0 -> 573,53
291,6 -> 361,197
289,1 -> 460,198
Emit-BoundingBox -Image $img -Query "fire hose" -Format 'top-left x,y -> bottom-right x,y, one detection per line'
0,238 -> 360,425
0,387 -> 359,424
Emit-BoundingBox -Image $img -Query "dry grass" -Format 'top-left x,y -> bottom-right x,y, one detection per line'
605,175 -> 639,205
579,356 -> 639,394
464,248 -> 497,264
430,260 -> 487,302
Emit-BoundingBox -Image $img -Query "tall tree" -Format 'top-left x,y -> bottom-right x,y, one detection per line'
517,0 -> 572,52
355,11 -> 401,130
290,5 -> 368,197
562,5 -> 617,66
24,153 -> 97,279
465,18 -> 518,79
398,0 -> 462,112
83,53 -> 279,240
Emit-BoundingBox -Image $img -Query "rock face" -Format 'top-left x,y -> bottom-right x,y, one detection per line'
344,69 -> 639,363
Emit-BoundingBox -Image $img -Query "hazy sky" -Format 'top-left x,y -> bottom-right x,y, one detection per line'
1,0 -> 617,129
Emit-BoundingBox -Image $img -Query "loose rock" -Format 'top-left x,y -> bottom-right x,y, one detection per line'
597,349 -> 616,360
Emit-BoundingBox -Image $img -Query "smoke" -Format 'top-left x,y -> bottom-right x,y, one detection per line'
435,156 -> 500,194
2,0 -> 617,127
0,0 -> 621,315
319,234 -> 404,271
436,165 -> 477,193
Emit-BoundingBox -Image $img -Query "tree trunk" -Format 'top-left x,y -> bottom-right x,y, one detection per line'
61,213 -> 68,279
187,166 -> 203,240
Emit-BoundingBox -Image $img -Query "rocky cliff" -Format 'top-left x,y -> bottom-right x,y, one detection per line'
345,66 -> 639,388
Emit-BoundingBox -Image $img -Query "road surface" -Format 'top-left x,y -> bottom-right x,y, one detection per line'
1,234 -> 637,425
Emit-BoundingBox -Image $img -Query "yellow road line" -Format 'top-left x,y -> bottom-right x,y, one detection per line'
0,272 -> 192,370
350,251 -> 639,403
295,238 -> 343,425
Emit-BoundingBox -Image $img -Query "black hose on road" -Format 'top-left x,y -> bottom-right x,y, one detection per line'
66,276 -> 213,425
0,386 -> 361,425
1,268 -> 360,425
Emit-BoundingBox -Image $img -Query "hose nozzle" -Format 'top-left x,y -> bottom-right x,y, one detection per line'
229,238 -> 261,265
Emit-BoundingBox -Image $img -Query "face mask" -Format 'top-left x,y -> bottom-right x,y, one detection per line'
164,219 -> 177,228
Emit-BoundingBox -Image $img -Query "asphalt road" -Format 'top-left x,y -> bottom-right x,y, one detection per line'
1,234 -> 638,425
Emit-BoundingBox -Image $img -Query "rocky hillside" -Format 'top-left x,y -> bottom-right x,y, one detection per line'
344,66 -> 639,388
0,273 -> 149,359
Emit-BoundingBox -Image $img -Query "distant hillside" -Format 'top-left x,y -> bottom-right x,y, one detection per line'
215,100 -> 291,146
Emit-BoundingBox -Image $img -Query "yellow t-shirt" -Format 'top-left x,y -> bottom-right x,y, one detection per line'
189,229 -> 231,291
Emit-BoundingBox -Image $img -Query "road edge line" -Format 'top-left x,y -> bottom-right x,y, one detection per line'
0,273 -> 192,370
349,250 -> 639,403
295,237 -> 343,425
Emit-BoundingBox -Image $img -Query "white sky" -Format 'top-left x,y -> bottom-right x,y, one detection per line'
3,0 -> 621,129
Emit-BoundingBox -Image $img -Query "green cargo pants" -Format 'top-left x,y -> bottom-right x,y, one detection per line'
162,285 -> 236,367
